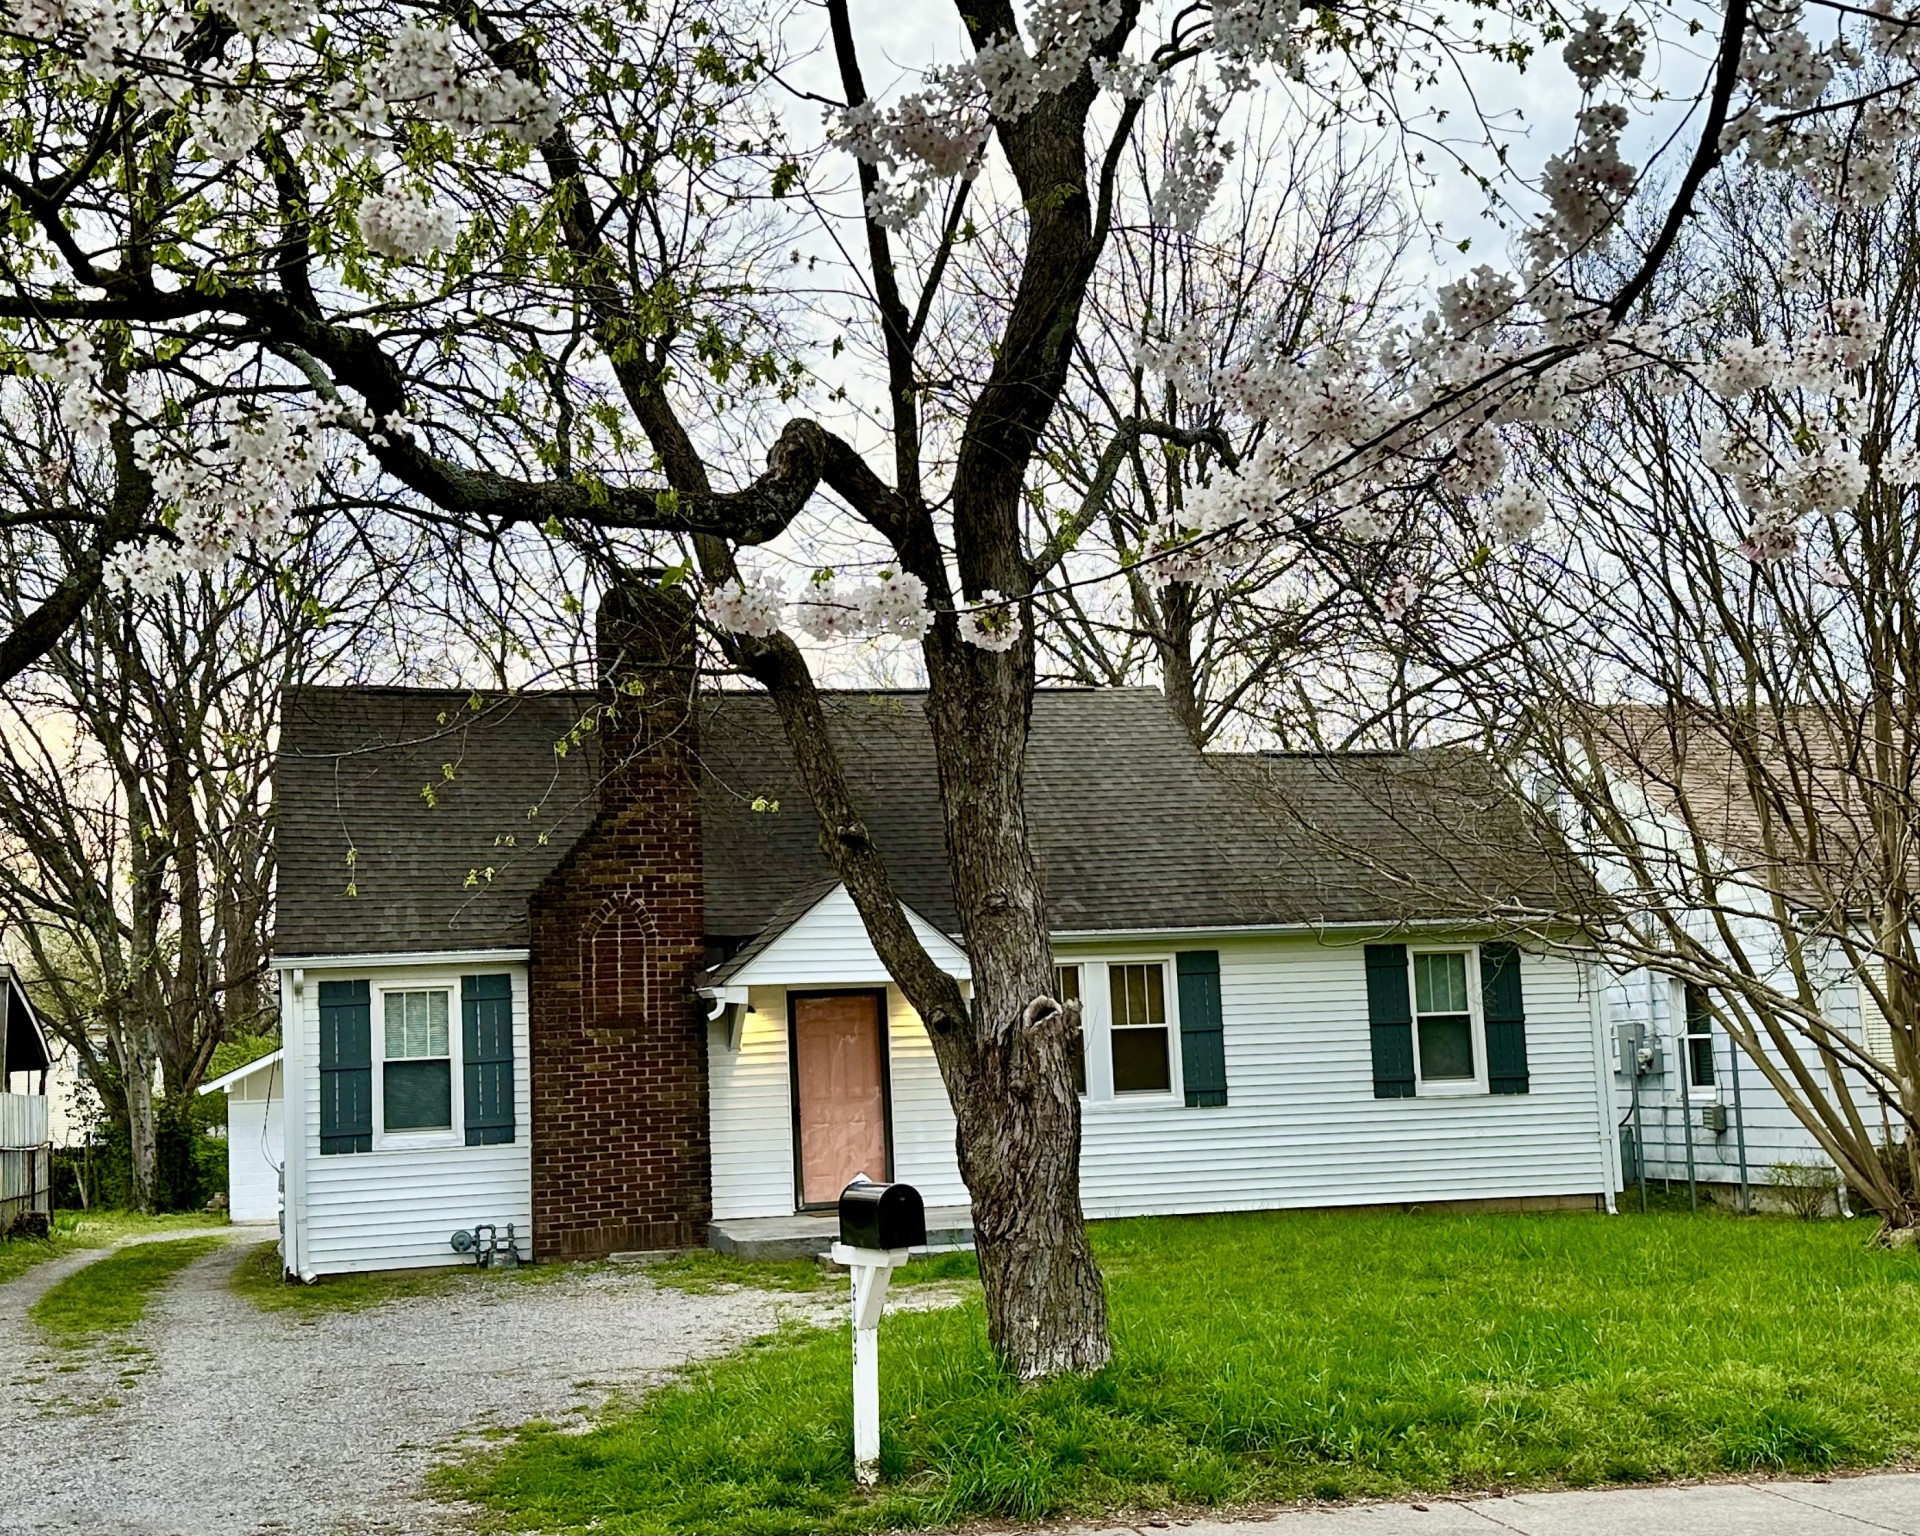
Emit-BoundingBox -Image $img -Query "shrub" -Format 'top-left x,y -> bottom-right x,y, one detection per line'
1771,1160 -> 1843,1219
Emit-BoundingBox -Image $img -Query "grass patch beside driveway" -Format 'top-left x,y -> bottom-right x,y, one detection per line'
0,1211 -> 227,1288
439,1209 -> 1920,1535
30,1236 -> 225,1346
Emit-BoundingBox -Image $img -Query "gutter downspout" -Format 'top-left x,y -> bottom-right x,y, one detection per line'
1727,1022 -> 1751,1214
1588,963 -> 1620,1213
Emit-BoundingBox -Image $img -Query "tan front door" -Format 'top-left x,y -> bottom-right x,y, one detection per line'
791,991 -> 889,1207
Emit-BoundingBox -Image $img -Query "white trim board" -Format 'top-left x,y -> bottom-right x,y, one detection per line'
271,947 -> 530,972
198,1049 -> 285,1096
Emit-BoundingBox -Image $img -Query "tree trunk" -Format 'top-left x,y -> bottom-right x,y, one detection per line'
951,993 -> 1109,1377
123,1037 -> 159,1213
926,646 -> 1110,1379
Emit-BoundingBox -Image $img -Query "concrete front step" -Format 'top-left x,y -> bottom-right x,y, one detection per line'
709,1203 -> 974,1262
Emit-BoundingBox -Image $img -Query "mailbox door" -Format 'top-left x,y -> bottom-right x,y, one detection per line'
789,990 -> 892,1208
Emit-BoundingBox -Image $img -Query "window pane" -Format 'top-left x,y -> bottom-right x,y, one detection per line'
1108,964 -> 1166,1029
1054,966 -> 1086,1096
384,1060 -> 452,1130
384,991 -> 451,1061
1414,953 -> 1469,1015
1112,1027 -> 1171,1093
1688,1034 -> 1716,1087
1418,1015 -> 1475,1081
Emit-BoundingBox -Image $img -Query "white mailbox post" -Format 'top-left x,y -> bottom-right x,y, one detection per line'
831,1177 -> 927,1486
829,1240 -> 910,1485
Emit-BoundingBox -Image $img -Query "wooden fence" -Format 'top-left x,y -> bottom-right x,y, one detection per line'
0,1093 -> 51,1233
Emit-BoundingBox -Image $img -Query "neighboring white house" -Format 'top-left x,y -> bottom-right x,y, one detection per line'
197,1050 -> 286,1224
264,612 -> 1623,1279
1,964 -> 53,1233
1570,712 -> 1902,1199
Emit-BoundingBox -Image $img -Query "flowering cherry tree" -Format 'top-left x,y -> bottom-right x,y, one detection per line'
4,0 -> 1919,1374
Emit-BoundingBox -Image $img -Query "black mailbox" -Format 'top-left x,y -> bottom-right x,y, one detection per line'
838,1179 -> 926,1251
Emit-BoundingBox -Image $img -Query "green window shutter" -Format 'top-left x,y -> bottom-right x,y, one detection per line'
1176,950 -> 1228,1108
1364,945 -> 1416,1098
462,974 -> 516,1146
1481,942 -> 1529,1095
318,979 -> 372,1154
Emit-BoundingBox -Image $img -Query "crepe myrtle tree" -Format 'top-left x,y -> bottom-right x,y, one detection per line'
2,0 -> 1917,1373
1377,156 -> 1920,1239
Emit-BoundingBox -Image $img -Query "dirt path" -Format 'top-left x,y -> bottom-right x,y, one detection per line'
0,1237 -> 827,1536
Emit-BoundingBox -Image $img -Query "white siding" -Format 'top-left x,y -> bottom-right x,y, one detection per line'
226,1096 -> 284,1223
722,886 -> 968,988
1075,935 -> 1609,1217
285,961 -> 532,1276
885,989 -> 969,1208
708,934 -> 1613,1220
708,986 -> 798,1219
1608,948 -> 1885,1188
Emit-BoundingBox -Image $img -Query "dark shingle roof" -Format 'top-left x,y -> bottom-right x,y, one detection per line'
274,686 -> 1576,958
275,688 -> 601,957
1213,750 -> 1584,922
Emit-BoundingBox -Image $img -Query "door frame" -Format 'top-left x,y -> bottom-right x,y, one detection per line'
786,987 -> 894,1211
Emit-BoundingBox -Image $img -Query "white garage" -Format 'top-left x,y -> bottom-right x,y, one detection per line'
199,1051 -> 285,1224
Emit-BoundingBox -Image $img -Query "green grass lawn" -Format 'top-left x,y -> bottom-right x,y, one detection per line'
0,1210 -> 227,1288
440,1209 -> 1920,1535
229,1240 -> 575,1315
30,1235 -> 226,1346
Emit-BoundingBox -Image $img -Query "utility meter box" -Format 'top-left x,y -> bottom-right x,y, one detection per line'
1616,1023 -> 1662,1077
838,1179 -> 926,1252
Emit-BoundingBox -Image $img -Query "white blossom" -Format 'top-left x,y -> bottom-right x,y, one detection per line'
194,93 -> 265,163
956,589 -> 1024,651
794,578 -> 862,641
703,573 -> 786,637
1706,338 -> 1784,397
1564,9 -> 1646,91
855,570 -> 933,638
224,0 -> 311,38
1483,484 -> 1549,545
1378,572 -> 1420,621
1435,265 -> 1520,340
357,190 -> 461,260
1151,114 -> 1232,233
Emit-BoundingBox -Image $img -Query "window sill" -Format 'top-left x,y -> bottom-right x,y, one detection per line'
1087,1092 -> 1183,1110
373,1130 -> 462,1151
1413,1082 -> 1487,1099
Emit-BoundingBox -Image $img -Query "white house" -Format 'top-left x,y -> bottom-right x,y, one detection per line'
260,588 -> 1622,1279
1,964 -> 53,1234
197,1050 -> 286,1223
1571,710 -> 1903,1200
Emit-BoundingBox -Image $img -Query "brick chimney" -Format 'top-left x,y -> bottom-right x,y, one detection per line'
527,578 -> 711,1259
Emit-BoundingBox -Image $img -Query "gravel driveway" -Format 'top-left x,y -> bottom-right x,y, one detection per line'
0,1230 -> 832,1536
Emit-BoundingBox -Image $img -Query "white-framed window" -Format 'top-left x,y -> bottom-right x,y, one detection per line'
1106,960 -> 1175,1096
375,983 -> 461,1144
1053,964 -> 1086,1097
1682,984 -> 1717,1099
1410,948 -> 1484,1095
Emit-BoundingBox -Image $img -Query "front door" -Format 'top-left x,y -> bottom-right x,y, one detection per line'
790,991 -> 890,1208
